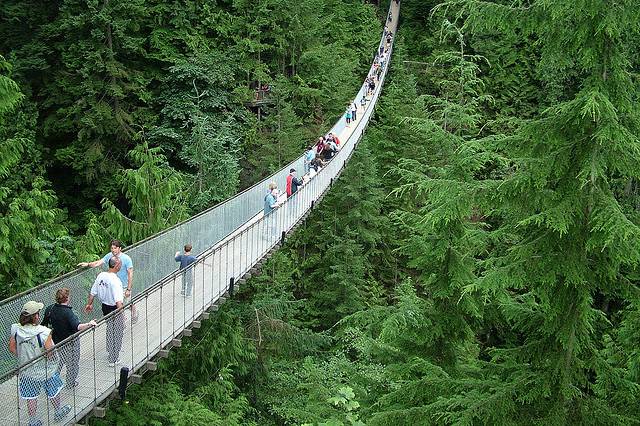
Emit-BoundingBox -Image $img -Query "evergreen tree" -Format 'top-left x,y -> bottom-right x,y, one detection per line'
102,140 -> 188,243
0,57 -> 70,295
405,0 -> 640,423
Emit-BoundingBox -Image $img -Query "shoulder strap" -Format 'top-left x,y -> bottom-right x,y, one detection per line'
36,333 -> 43,348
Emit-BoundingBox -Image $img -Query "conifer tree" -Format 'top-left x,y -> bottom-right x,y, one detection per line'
389,21 -> 488,369
409,1 -> 640,423
0,57 -> 69,295
292,144 -> 387,329
102,140 -> 188,243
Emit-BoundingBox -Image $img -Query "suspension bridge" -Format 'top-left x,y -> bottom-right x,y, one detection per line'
0,2 -> 399,424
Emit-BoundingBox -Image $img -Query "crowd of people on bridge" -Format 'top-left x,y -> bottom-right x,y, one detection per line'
264,22 -> 394,217
9,238 -> 199,426
8,6 -> 397,424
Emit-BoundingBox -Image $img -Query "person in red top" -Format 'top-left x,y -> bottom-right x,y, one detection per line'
286,169 -> 304,197
328,132 -> 340,146
315,137 -> 325,156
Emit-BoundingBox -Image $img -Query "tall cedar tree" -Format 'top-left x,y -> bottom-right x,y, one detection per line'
414,0 -> 640,424
390,21 -> 488,370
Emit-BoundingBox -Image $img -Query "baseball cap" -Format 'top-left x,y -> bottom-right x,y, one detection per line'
22,301 -> 44,315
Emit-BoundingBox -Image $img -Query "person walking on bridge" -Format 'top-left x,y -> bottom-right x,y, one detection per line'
41,288 -> 97,389
78,239 -> 136,323
328,132 -> 340,147
264,182 -> 280,216
84,257 -> 125,366
175,244 -> 197,297
9,301 -> 72,426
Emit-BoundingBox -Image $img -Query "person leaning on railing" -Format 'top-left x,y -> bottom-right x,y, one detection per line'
286,169 -> 304,198
41,288 -> 97,389
9,301 -> 72,426
78,239 -> 137,323
84,256 -> 125,367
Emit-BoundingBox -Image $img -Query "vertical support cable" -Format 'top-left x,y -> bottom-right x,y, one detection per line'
145,294 -> 149,361
172,275 -> 177,339
231,237 -> 235,293
92,327 -> 97,408
225,240 -> 229,295
130,305 -> 135,368
15,365 -> 19,424
214,249 -> 216,306
159,282 -> 163,348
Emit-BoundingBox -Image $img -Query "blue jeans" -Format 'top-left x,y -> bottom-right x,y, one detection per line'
181,269 -> 193,296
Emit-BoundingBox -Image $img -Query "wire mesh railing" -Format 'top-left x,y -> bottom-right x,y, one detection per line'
0,2 -> 399,424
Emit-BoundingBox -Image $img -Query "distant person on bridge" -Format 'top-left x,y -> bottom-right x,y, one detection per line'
351,102 -> 358,122
345,106 -> 352,126
326,138 -> 338,154
315,136 -> 325,156
78,239 -> 137,323
368,77 -> 376,95
328,132 -> 340,147
304,145 -> 316,174
286,169 -> 304,198
263,182 -> 281,241
84,257 -> 125,367
323,140 -> 336,160
41,288 -> 97,389
175,244 -> 197,297
9,301 -> 72,426
264,182 -> 280,216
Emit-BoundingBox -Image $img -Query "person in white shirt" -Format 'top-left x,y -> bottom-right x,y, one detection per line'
9,301 -> 72,426
84,257 -> 124,366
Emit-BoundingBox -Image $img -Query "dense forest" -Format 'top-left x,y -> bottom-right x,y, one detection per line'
2,0 -> 640,424
0,0 -> 380,296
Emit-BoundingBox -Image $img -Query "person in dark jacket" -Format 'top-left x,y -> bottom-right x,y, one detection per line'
286,168 -> 304,197
42,288 -> 97,388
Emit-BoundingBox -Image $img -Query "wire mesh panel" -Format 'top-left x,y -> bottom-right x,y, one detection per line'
0,2 -> 399,423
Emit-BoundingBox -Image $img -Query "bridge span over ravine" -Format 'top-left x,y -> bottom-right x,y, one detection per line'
0,2 -> 399,424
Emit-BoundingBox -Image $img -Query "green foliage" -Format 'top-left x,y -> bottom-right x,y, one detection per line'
6,2 -> 640,426
289,143 -> 389,329
0,59 -> 70,296
321,387 -> 366,426
149,51 -> 245,209
102,140 -> 188,243
392,0 -> 640,424
260,355 -> 385,425
92,380 -> 255,426
0,57 -> 23,115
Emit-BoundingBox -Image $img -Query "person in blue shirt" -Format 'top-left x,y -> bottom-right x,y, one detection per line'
78,239 -> 137,323
304,146 -> 316,174
263,182 -> 281,241
175,244 -> 197,297
264,182 -> 279,216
